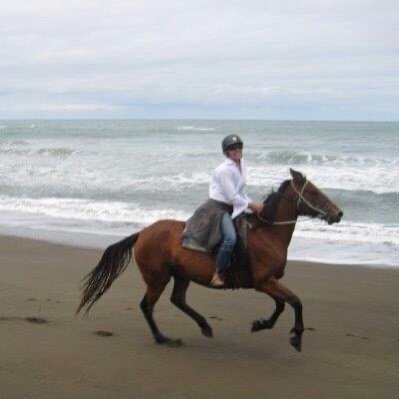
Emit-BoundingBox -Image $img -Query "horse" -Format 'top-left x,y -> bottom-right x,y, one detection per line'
76,169 -> 343,352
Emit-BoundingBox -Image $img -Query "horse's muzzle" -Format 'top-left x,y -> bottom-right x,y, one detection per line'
325,210 -> 343,225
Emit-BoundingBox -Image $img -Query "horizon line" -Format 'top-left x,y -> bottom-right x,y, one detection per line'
1,117 -> 398,123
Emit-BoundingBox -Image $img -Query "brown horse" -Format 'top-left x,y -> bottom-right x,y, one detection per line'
77,169 -> 342,351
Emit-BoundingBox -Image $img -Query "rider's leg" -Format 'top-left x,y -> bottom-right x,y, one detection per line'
211,212 -> 236,286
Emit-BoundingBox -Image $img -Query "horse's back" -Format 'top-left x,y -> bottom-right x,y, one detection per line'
134,219 -> 185,261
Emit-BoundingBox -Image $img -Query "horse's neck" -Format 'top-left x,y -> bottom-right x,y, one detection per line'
272,195 -> 298,246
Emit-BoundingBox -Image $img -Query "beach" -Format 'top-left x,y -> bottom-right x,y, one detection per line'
1,234 -> 398,399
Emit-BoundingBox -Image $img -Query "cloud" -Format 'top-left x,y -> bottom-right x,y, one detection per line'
0,1 -> 398,120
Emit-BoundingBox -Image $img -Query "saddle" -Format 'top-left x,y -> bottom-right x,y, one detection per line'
182,214 -> 253,289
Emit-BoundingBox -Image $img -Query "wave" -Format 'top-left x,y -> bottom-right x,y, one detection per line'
177,125 -> 215,131
36,147 -> 76,157
124,172 -> 211,189
254,150 -> 398,167
288,237 -> 399,267
0,171 -> 211,207
294,219 -> 399,246
0,196 -> 191,225
0,145 -> 77,158
247,165 -> 399,194
0,140 -> 30,147
0,195 -> 396,245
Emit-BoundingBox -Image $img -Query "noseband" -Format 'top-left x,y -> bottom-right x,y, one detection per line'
290,179 -> 328,218
258,179 -> 327,225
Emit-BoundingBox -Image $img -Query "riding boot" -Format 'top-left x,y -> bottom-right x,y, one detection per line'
210,272 -> 225,287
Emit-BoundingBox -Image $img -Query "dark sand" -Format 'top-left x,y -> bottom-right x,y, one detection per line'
1,235 -> 398,398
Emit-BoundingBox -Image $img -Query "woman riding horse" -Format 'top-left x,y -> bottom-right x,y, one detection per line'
77,161 -> 343,352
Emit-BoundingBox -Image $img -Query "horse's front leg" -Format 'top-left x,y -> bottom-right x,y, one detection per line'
251,296 -> 285,332
253,277 -> 304,352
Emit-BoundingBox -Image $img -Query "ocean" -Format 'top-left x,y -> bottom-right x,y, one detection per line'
0,120 -> 398,267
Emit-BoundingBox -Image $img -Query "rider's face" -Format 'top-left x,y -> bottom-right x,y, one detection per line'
227,146 -> 243,163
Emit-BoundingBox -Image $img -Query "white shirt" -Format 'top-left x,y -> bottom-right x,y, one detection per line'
209,158 -> 252,219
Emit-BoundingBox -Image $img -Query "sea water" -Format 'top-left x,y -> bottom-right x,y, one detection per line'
0,120 -> 398,267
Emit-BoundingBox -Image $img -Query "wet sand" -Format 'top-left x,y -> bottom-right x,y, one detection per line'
1,234 -> 398,399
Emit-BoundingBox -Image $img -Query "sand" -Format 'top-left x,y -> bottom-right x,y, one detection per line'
1,234 -> 398,399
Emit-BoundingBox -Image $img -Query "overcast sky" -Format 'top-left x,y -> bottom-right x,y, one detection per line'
1,1 -> 398,120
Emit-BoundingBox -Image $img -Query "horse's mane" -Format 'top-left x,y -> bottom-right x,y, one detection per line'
259,179 -> 291,223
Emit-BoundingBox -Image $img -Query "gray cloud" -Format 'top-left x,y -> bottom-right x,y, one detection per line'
0,0 -> 398,120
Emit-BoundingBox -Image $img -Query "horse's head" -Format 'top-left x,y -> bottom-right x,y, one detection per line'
290,169 -> 343,225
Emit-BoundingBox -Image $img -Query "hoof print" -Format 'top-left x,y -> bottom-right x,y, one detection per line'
209,316 -> 223,321
25,317 -> 48,324
94,330 -> 114,337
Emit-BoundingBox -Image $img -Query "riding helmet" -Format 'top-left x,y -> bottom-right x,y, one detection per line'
221,134 -> 243,154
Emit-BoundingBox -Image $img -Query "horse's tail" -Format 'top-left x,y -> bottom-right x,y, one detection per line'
76,232 -> 139,315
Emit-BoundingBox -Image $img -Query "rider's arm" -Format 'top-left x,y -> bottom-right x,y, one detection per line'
218,168 -> 249,211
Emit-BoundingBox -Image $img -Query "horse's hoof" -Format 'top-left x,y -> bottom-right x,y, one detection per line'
251,319 -> 272,332
251,320 -> 262,332
156,336 -> 183,347
290,336 -> 302,352
201,327 -> 213,338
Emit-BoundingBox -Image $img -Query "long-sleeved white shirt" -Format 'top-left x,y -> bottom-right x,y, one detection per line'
209,158 -> 252,219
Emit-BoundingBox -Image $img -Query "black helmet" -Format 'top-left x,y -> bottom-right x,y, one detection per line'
221,134 -> 243,154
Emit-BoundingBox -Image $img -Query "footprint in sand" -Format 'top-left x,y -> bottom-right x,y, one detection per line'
94,330 -> 114,337
345,333 -> 370,340
0,316 -> 48,324
209,316 -> 223,321
25,317 -> 48,324
305,327 -> 316,331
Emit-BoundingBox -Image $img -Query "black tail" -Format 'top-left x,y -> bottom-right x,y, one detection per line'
76,233 -> 139,315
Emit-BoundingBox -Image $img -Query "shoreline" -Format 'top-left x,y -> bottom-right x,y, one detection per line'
0,230 -> 395,271
0,220 -> 397,269
1,233 -> 399,398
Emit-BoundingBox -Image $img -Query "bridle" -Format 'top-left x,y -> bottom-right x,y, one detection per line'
257,179 -> 328,226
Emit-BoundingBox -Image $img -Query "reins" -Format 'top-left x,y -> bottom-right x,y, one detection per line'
257,179 -> 327,226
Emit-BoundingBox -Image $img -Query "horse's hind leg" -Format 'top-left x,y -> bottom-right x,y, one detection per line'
140,282 -> 183,347
170,277 -> 213,338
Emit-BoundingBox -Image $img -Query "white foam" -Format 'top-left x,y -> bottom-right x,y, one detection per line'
289,236 -> 399,267
294,219 -> 399,246
0,196 -> 191,225
177,125 -> 215,131
247,165 -> 399,194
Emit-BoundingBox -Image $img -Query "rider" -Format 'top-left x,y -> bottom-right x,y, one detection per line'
209,135 -> 263,287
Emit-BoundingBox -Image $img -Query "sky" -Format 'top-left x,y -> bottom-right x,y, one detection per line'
0,0 -> 398,121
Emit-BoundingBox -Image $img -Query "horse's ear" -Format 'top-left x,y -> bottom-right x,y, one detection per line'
290,168 -> 305,183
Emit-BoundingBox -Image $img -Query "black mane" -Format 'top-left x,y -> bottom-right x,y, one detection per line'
259,179 -> 291,223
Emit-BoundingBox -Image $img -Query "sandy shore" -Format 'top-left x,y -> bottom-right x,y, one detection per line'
1,234 -> 398,399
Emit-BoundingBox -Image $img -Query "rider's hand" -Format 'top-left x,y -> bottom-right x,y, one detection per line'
248,202 -> 263,215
